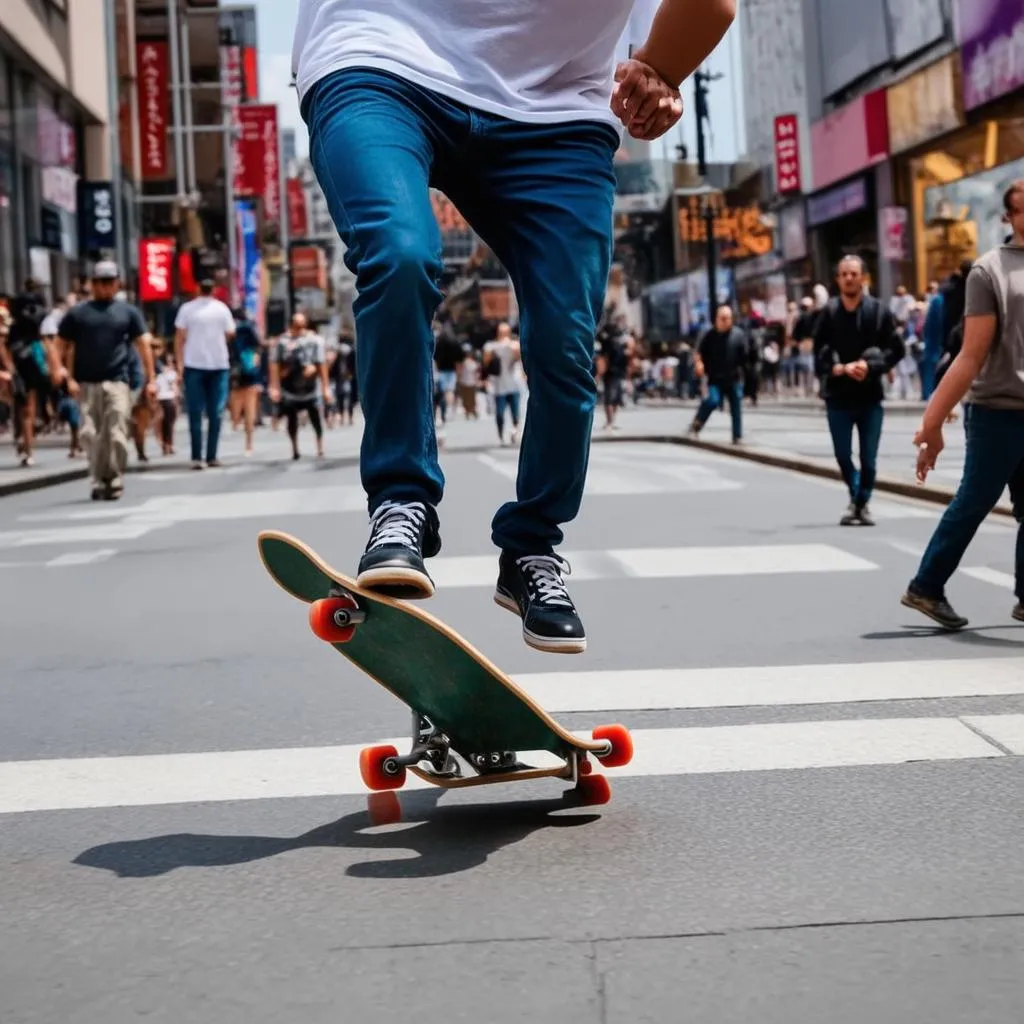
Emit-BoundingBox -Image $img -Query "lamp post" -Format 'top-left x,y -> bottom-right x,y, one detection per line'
694,66 -> 723,310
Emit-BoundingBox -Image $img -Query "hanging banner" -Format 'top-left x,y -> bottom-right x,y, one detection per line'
880,206 -> 909,261
79,181 -> 116,254
235,199 -> 263,330
136,41 -> 169,179
287,177 -> 308,238
773,114 -> 802,196
957,0 -> 1024,111
138,237 -> 175,302
233,104 -> 281,226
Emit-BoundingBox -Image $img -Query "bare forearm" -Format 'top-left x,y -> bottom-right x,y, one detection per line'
137,338 -> 156,382
922,354 -> 981,429
634,0 -> 736,87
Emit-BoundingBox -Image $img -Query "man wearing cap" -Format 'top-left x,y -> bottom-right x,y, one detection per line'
58,262 -> 155,500
174,275 -> 236,469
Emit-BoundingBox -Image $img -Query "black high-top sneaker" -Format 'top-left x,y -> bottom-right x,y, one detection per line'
357,500 -> 441,599
494,551 -> 586,654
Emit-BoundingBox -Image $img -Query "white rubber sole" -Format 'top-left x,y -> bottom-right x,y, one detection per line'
493,591 -> 587,655
357,564 -> 435,599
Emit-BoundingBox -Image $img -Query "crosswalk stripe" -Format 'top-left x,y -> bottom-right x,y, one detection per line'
965,715 -> 1024,754
431,543 -> 876,588
0,717 -> 1005,815
962,567 -> 1016,590
513,657 -> 1024,713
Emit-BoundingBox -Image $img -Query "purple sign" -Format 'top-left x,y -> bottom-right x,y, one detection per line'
957,0 -> 1024,110
807,177 -> 868,228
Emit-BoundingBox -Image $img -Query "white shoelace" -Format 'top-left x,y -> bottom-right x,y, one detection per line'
368,501 -> 427,550
517,554 -> 573,608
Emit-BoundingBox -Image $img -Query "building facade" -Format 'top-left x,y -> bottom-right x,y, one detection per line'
0,0 -> 116,298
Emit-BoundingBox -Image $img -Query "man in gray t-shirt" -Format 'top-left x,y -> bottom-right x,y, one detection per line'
901,178 -> 1024,630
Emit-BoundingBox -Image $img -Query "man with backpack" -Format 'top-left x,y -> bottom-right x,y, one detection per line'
813,255 -> 905,525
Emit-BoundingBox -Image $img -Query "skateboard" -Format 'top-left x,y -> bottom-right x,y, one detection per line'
257,529 -> 633,823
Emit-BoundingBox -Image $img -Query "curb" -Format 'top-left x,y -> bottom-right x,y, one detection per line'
592,432 -> 1015,519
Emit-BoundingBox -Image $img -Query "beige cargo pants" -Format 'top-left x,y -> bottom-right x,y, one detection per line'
80,381 -> 132,491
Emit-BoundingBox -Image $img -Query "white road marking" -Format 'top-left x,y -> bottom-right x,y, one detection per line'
962,567 -> 1016,590
0,717 -> 1005,815
430,543 -> 875,588
46,549 -> 117,567
963,715 -> 1024,754
883,539 -> 925,558
513,657 -> 1024,713
478,452 -> 743,494
0,523 -> 168,550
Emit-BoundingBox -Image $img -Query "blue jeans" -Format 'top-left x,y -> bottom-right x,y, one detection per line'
825,402 -> 884,507
696,382 -> 743,441
495,391 -> 522,438
303,69 -> 617,555
911,404 -> 1024,600
183,368 -> 229,463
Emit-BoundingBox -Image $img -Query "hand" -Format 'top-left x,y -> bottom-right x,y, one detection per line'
66,377 -> 80,397
831,364 -> 846,377
844,360 -> 868,381
913,421 -> 945,483
269,386 -> 280,403
303,364 -> 317,379
145,381 -> 156,398
611,60 -> 683,141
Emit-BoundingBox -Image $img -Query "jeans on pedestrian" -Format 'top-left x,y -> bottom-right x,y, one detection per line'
303,68 -> 616,556
911,404 -> 1024,601
184,368 -> 230,462
696,381 -> 743,441
825,402 -> 884,507
495,390 -> 522,435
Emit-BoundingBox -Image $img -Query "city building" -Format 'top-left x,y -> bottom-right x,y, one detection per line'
0,0 -> 118,297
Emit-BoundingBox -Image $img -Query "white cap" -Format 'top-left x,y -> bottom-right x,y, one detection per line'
92,260 -> 120,280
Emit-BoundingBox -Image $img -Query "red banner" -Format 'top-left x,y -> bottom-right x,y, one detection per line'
178,250 -> 197,297
773,114 -> 802,196
137,41 -> 169,179
139,237 -> 175,302
287,177 -> 308,238
234,105 -> 280,224
242,47 -> 259,101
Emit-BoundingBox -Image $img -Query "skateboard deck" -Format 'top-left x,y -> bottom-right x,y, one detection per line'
257,529 -> 632,820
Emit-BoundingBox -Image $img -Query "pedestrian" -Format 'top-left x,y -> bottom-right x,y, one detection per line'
689,304 -> 746,444
901,180 -> 1024,629
56,261 -> 154,501
293,0 -> 735,652
174,275 -> 235,469
813,255 -> 904,526
597,316 -> 633,430
229,306 -> 263,457
1,279 -> 54,467
484,322 -> 524,447
154,357 -> 179,456
41,295 -> 83,459
269,312 -> 328,460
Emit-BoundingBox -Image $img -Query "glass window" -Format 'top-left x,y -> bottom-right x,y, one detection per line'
0,138 -> 14,294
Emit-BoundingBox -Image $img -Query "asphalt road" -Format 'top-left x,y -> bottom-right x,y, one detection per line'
2,416 -> 1023,1023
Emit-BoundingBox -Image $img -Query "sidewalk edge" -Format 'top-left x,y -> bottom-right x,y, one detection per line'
593,433 -> 1014,518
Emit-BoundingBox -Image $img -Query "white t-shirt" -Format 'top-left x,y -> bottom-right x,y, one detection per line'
292,0 -> 642,130
484,339 -> 523,396
174,296 -> 235,371
155,366 -> 178,401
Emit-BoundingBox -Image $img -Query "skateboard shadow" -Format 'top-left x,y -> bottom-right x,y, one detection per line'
73,790 -> 601,880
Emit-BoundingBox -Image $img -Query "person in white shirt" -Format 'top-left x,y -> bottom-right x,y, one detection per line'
174,276 -> 236,469
292,0 -> 735,654
154,360 -> 179,456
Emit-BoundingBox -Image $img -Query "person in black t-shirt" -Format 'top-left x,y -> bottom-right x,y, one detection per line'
813,256 -> 904,526
596,318 -> 633,430
689,304 -> 747,443
58,262 -> 154,500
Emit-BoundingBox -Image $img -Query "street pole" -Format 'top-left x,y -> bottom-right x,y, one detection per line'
224,109 -> 238,308
278,122 -> 291,322
166,0 -> 186,203
103,0 -> 126,274
178,3 -> 198,200
694,67 -> 721,315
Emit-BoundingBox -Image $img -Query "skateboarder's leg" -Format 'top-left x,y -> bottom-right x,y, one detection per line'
304,69 -> 448,512
304,70 -> 465,597
445,117 -> 617,650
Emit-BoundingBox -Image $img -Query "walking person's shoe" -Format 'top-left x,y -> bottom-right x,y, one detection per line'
855,504 -> 875,526
357,500 -> 441,599
900,587 -> 969,630
1012,602 -> 1024,623
192,461 -> 204,471
494,552 -> 586,654
840,502 -> 859,525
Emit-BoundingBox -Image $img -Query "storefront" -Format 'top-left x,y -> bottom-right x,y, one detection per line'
778,200 -> 814,299
807,89 -> 890,287
887,42 -> 1024,294
0,42 -> 91,300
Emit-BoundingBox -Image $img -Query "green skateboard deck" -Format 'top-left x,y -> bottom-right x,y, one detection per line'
257,530 -> 632,813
